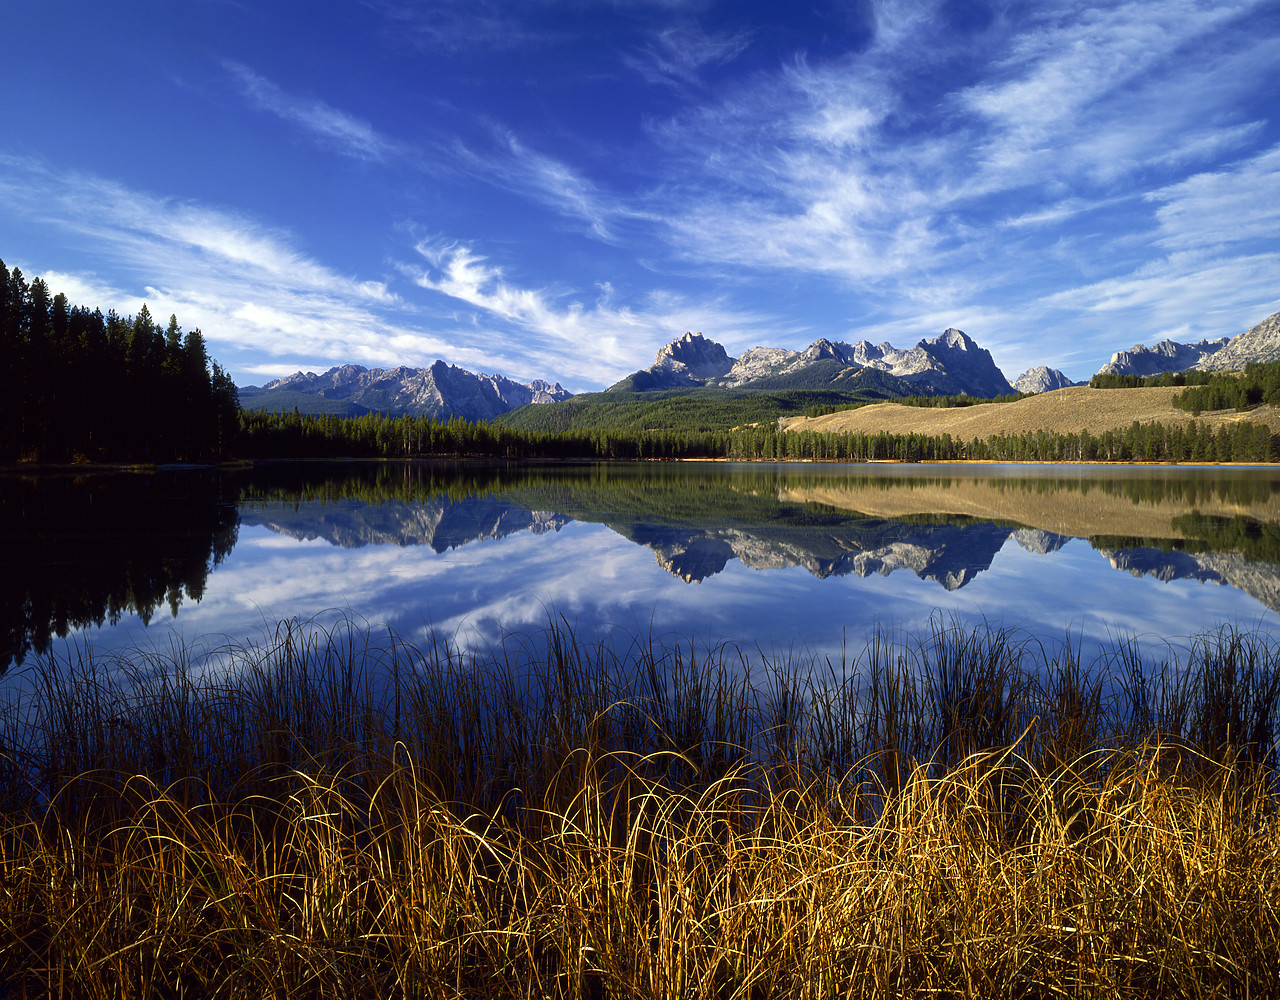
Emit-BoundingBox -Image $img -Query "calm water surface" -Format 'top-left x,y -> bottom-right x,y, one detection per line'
5,460 -> 1280,678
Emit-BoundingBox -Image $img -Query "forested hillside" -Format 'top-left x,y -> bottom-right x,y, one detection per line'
1,259 -> 239,462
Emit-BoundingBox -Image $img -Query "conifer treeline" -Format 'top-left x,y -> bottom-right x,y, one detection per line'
1,259 -> 239,462
239,407 -> 1277,464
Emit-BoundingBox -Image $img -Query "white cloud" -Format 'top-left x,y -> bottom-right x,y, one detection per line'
240,363 -> 337,380
625,22 -> 751,87
0,157 -> 460,378
410,237 -> 786,384
450,130 -> 630,243
1147,144 -> 1280,251
1,152 -> 794,390
224,60 -> 399,163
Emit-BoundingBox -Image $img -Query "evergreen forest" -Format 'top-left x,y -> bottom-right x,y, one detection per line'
0,259 -> 239,462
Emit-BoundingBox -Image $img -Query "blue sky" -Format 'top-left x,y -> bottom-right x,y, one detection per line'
2,0 -> 1277,392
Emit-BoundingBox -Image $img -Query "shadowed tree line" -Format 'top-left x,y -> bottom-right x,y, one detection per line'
1,259 -> 239,462
0,470 -> 240,673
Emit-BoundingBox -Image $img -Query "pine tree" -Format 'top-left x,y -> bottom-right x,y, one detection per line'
0,261 -> 11,459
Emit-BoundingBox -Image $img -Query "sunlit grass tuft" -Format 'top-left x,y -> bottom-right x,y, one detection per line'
1,616 -> 1278,997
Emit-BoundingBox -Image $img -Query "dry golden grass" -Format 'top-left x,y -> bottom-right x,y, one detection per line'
780,386 -> 1280,440
3,617 -> 1279,998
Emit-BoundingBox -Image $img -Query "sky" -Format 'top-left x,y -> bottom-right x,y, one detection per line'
1,0 -> 1278,393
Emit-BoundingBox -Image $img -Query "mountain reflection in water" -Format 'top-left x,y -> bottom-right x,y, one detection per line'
236,464 -> 1280,606
6,461 -> 1280,673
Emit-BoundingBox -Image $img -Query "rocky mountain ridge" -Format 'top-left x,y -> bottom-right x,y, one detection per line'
239,361 -> 571,421
1097,310 -> 1280,378
614,328 -> 1016,398
1097,338 -> 1230,378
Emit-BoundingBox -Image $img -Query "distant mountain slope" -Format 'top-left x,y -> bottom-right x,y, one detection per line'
611,328 -> 1015,398
240,361 -> 571,420
1194,311 -> 1280,371
1097,337 -> 1230,377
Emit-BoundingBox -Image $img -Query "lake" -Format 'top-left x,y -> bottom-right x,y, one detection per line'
5,460 -> 1280,682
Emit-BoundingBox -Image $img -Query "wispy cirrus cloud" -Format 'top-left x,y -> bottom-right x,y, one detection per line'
224,60 -> 400,163
1017,142 -> 1280,366
456,130 -> 629,243
624,22 -> 751,88
359,0 -> 549,53
958,1 -> 1270,191
0,156 -> 454,380
0,152 -> 790,390
409,236 -> 787,384
1147,144 -> 1280,252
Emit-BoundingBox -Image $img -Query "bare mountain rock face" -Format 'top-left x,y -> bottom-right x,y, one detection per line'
655,331 -> 735,379
1014,366 -> 1082,394
1097,337 -> 1230,378
613,327 -> 1015,398
1193,311 -> 1280,371
853,328 -> 1014,398
240,362 -> 572,420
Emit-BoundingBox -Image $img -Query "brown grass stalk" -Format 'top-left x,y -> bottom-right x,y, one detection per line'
1,616 -> 1278,997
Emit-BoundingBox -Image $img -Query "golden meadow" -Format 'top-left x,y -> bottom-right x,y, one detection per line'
2,616 -> 1278,998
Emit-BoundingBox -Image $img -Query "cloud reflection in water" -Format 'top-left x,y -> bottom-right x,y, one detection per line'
10,463 -> 1280,680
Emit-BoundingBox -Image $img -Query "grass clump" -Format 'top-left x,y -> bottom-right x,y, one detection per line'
1,616 -> 1278,998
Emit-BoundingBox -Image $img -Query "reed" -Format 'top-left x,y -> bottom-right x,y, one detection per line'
1,616 -> 1278,997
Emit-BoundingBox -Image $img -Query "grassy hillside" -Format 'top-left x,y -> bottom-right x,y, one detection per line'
782,385 -> 1280,438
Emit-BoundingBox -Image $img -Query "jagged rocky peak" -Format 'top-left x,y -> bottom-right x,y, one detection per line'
720,346 -> 798,385
262,364 -> 364,390
525,379 -> 571,403
801,338 -> 849,363
654,331 -> 735,378
1014,366 -> 1081,394
936,328 -> 973,350
1192,311 -> 1280,372
887,328 -> 1013,397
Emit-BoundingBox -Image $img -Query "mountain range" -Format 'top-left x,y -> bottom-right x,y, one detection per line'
611,328 -> 1019,398
239,361 -> 570,420
238,309 -> 1280,422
